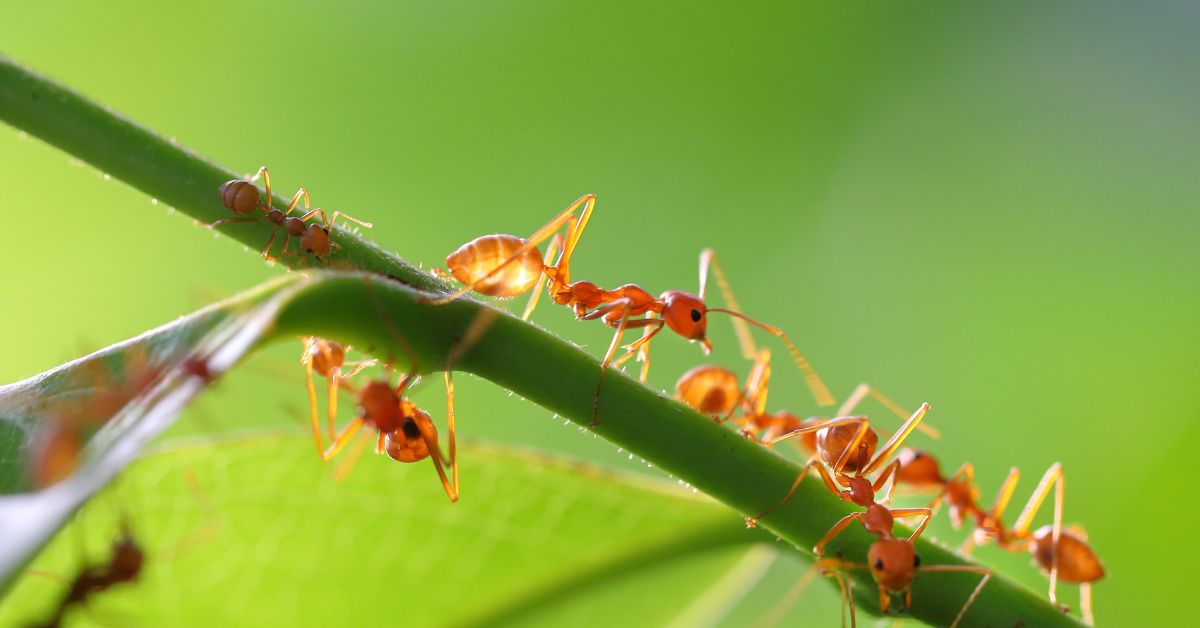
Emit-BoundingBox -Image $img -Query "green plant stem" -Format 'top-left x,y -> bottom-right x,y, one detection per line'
0,55 -> 1083,628
0,55 -> 436,289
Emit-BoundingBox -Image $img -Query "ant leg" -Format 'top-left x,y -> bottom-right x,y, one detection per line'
1081,582 -> 1094,626
578,298 -> 652,426
260,226 -> 281,260
873,459 -> 902,504
704,307 -> 834,407
1010,463 -> 1064,605
327,210 -> 373,231
425,194 -> 593,305
247,166 -> 272,208
816,558 -> 867,628
634,313 -> 657,383
917,565 -> 991,628
555,194 -> 597,286
521,232 -> 562,321
814,512 -> 863,555
304,360 -> 325,455
320,417 -> 365,461
863,403 -> 931,476
326,369 -> 342,441
837,384 -> 938,439
746,458 -> 837,526
697,248 -> 757,360
612,317 -> 666,381
332,429 -> 371,482
283,187 -> 311,215
831,418 -> 872,475
769,416 -> 868,447
742,348 -> 773,417
890,507 -> 934,542
989,466 -> 1021,520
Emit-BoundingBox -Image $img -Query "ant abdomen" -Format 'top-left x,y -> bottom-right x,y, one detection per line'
817,424 -> 879,473
675,365 -> 741,416
1031,527 -> 1104,584
383,415 -> 434,463
219,179 -> 261,214
446,234 -> 544,297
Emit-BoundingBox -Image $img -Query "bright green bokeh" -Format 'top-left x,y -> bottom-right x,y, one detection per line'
1,1 -> 1195,625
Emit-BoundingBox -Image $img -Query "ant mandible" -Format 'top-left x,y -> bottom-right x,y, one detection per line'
33,517 -> 144,628
897,454 -> 1104,625
213,166 -> 371,262
756,404 -> 990,627
427,194 -> 834,424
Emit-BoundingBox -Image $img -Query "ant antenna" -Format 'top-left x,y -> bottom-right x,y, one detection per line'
706,307 -> 835,407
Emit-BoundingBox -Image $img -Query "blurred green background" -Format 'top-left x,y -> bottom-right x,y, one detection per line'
1,1 -> 1196,625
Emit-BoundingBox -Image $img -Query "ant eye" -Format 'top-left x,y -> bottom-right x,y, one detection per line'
874,558 -> 884,570
913,554 -> 921,568
690,309 -> 702,322
402,419 -> 421,439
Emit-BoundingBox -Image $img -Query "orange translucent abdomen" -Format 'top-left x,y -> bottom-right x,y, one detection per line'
675,366 -> 741,416
1031,527 -> 1105,584
446,234 -> 544,297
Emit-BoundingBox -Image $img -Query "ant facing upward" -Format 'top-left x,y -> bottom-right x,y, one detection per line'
755,405 -> 990,627
896,452 -> 1104,625
213,166 -> 371,262
427,194 -> 834,424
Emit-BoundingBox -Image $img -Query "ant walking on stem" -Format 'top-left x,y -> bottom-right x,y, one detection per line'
213,166 -> 371,262
428,194 -> 834,424
750,404 -> 991,628
896,453 -> 1104,624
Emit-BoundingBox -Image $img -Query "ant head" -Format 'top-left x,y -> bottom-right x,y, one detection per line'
305,338 -> 346,376
660,291 -> 710,351
895,448 -> 943,487
220,179 -> 260,214
358,380 -> 402,432
383,403 -> 434,463
301,224 -> 332,258
817,423 -> 878,474
868,538 -> 918,593
674,365 -> 740,416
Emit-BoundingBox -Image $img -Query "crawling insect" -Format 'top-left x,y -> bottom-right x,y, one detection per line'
213,166 -> 371,262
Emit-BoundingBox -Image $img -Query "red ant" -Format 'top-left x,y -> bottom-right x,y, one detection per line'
896,453 -> 1104,624
753,404 -> 991,627
306,282 -> 498,501
675,348 -> 937,450
427,195 -> 834,424
212,166 -> 371,262
31,517 -> 143,628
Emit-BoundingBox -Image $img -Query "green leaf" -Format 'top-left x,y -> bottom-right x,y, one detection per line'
0,436 -> 768,627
